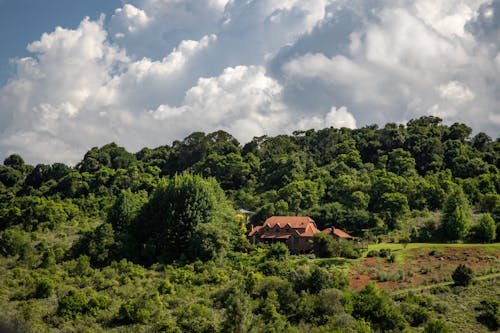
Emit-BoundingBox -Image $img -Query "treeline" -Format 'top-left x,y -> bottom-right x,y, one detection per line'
1,116 -> 499,241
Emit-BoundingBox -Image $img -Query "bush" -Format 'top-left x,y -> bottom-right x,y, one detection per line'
352,282 -> 407,331
33,278 -> 54,298
379,248 -> 392,258
366,250 -> 379,257
57,290 -> 109,319
452,264 -> 473,286
118,301 -> 151,324
477,299 -> 500,331
267,242 -> 289,261
424,319 -> 451,333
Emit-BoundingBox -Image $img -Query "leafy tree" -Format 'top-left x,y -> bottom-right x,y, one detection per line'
0,166 -> 23,187
3,154 -> 26,171
278,180 -> 323,214
405,116 -> 445,174
441,187 -> 471,240
378,192 -> 409,229
72,223 -> 117,266
452,264 -> 473,286
132,172 -> 236,263
386,148 -> 416,176
107,189 -> 147,233
477,214 -> 496,243
221,287 -> 253,333
352,282 -> 407,331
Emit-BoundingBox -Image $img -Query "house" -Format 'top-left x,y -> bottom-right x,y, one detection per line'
249,216 -> 320,254
249,216 -> 356,254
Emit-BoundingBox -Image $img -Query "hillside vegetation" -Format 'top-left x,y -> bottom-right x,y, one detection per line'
0,116 -> 499,332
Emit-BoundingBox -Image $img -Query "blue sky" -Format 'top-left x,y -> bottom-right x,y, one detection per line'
0,0 -> 120,85
0,0 -> 499,164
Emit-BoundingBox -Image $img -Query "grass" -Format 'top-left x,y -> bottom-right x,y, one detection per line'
366,242 -> 500,252
395,277 -> 500,333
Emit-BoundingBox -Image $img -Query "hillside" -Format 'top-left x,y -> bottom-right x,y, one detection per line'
0,116 -> 499,332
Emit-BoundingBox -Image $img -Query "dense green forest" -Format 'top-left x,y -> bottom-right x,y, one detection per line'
0,116 -> 499,332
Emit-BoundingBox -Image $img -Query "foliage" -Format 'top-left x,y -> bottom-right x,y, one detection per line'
132,172 -> 237,264
352,282 -> 407,331
57,290 -> 109,319
424,319 -> 452,333
0,119 -> 498,331
452,264 -> 473,286
477,214 -> 496,243
441,187 -> 471,240
476,298 -> 500,331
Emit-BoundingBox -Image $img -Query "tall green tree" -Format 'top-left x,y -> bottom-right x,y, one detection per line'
477,214 -> 496,243
132,172 -> 237,263
441,187 -> 471,240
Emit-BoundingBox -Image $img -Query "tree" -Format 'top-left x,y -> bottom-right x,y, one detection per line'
107,190 -> 147,233
4,154 -> 25,171
477,214 -> 496,243
386,148 -> 416,176
441,187 -> 471,240
352,282 -> 407,331
132,172 -> 236,263
378,192 -> 409,229
278,180 -> 323,214
452,264 -> 473,286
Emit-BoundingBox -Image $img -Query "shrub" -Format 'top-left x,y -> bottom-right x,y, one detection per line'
267,242 -> 289,261
477,298 -> 500,331
366,250 -> 379,257
424,319 -> 451,333
33,278 -> 54,298
158,279 -> 175,295
452,264 -> 473,286
378,248 -> 392,258
118,301 -> 151,324
57,290 -> 88,318
57,290 -> 109,319
352,282 -> 407,331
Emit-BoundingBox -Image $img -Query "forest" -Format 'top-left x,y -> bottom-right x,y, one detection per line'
0,116 -> 499,332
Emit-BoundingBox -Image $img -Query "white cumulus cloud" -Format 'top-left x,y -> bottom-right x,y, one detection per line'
0,0 -> 499,164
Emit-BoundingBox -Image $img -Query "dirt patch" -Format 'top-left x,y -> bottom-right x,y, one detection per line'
349,246 -> 500,291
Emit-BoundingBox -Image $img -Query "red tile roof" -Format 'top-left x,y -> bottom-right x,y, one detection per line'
264,216 -> 316,229
249,216 -> 320,238
323,227 -> 353,239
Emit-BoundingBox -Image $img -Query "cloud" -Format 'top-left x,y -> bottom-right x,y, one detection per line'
296,106 -> 357,130
0,0 -> 499,164
278,0 -> 499,131
149,65 -> 289,143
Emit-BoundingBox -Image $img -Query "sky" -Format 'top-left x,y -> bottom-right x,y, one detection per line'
0,0 -> 499,165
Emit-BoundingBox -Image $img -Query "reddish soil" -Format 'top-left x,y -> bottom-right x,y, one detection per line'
349,246 -> 500,291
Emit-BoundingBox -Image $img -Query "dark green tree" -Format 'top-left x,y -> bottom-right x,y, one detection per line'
477,214 -> 496,243
441,187 -> 471,240
133,172 -> 236,263
352,282 -> 407,331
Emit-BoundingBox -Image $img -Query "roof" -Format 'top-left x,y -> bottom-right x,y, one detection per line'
263,216 -> 316,229
249,216 -> 320,238
323,227 -> 353,239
